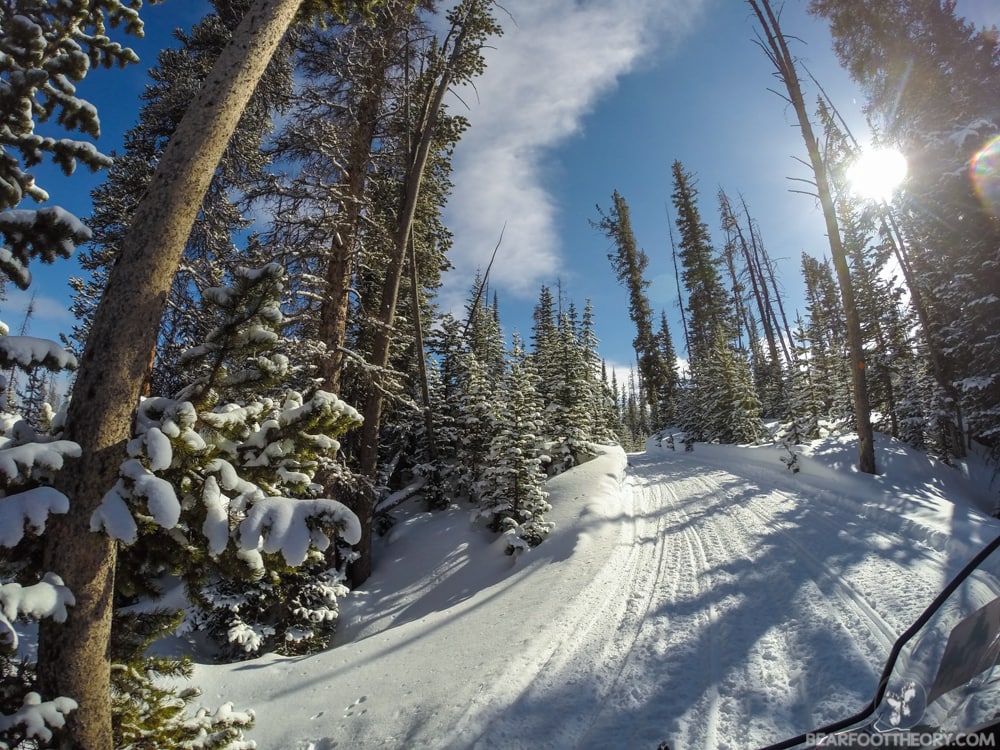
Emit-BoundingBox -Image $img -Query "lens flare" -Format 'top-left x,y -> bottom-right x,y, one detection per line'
847,147 -> 908,202
970,135 -> 1000,217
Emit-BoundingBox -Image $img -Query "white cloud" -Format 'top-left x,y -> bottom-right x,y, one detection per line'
441,0 -> 704,311
0,288 -> 74,331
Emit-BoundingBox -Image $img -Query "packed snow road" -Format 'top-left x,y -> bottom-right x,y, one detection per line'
197,442 -> 996,750
458,448 -> 952,749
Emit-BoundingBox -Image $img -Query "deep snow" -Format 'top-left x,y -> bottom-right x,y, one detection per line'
188,435 -> 1000,749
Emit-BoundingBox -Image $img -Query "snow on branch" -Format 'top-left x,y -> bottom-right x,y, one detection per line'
0,692 -> 78,746
91,458 -> 181,544
0,335 -> 78,372
0,207 -> 92,289
0,486 -> 70,547
0,573 -> 75,650
0,440 -> 81,485
239,498 -> 361,566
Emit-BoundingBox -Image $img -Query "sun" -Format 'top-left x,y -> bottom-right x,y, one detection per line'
847,147 -> 908,202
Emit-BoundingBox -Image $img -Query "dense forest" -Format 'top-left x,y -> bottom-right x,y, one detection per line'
1,0 -> 998,748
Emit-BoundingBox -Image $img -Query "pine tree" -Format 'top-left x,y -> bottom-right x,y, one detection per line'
801,253 -> 852,431
593,191 -> 670,431
102,265 -> 363,662
265,0 -> 425,397
478,335 -> 552,554
353,0 -> 502,585
655,311 -> 680,426
70,0 -> 296,398
810,0 -> 1000,457
779,316 -> 824,450
670,162 -> 761,444
582,302 -> 622,444
704,334 -> 765,445
670,161 -> 731,365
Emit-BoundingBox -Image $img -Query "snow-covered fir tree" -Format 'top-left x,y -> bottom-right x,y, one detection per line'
477,335 -> 553,554
105,265 -> 363,661
777,317 -> 825,472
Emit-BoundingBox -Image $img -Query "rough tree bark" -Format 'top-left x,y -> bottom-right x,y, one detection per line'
37,2 -> 307,747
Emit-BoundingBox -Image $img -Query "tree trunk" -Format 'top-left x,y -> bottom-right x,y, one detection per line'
315,23 -> 392,395
666,209 -> 693,359
37,3 -> 304,747
748,0 -> 876,474
353,14 -> 473,585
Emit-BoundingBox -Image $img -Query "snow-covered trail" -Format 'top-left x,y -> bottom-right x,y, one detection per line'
461,449 -> 951,749
196,443 -> 993,750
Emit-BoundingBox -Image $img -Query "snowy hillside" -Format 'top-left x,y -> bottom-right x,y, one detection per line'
187,435 -> 1000,750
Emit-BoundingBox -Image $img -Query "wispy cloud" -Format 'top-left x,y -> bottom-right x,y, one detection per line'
0,288 -> 74,332
442,0 -> 704,310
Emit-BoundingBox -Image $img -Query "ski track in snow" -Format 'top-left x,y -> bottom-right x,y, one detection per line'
200,445 -> 992,750
458,451 -> 951,749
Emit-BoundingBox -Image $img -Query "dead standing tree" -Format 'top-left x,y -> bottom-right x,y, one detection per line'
747,0 -> 876,474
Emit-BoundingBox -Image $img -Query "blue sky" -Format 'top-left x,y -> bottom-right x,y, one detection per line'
443,0 -> 866,374
6,0 -> 998,380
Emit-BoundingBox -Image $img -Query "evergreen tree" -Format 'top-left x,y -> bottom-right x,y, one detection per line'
478,335 -> 552,554
465,274 -> 505,377
702,334 -> 765,445
265,0 -> 426,397
593,191 -> 670,430
670,161 -> 731,365
582,303 -> 622,444
70,0 -> 296,397
670,162 -> 761,444
801,253 -> 852,430
106,265 -> 363,662
810,0 -> 1000,457
779,316 -> 824,448
353,0 -> 502,585
655,311 -> 681,426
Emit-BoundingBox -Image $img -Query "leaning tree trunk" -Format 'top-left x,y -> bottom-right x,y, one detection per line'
748,0 -> 876,474
353,57 -> 456,585
37,2 -> 305,747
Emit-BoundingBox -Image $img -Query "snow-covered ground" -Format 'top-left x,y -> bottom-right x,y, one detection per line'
191,435 -> 1000,749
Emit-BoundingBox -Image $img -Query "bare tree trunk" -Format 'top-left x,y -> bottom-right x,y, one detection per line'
408,232 -> 439,479
315,22 -> 393,395
665,204 -> 693,359
37,3 -> 305,747
741,195 -> 794,365
353,15 -> 474,585
721,189 -> 783,368
748,0 -> 876,474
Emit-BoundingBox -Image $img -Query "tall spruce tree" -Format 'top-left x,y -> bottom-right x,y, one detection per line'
593,191 -> 670,431
478,334 -> 552,553
670,162 -> 732,364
